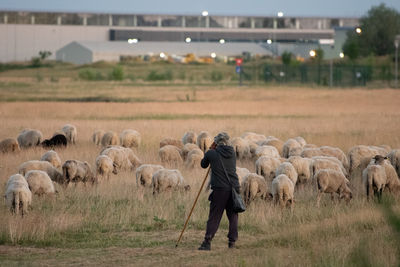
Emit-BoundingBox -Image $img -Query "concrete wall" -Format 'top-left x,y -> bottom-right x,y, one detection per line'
0,24 -> 109,62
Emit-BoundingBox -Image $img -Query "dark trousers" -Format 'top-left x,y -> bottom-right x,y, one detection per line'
205,190 -> 238,243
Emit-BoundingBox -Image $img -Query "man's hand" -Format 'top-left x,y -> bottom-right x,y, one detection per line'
209,142 -> 217,150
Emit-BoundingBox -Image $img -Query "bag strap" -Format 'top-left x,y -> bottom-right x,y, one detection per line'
216,151 -> 233,187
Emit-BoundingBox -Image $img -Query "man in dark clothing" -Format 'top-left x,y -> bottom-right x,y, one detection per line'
198,132 -> 240,251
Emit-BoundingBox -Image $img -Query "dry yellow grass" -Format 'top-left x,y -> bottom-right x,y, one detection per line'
0,87 -> 400,266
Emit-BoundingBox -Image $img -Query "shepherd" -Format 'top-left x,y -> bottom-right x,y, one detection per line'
198,132 -> 240,250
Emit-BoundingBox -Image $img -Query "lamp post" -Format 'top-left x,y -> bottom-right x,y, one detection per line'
395,38 -> 399,88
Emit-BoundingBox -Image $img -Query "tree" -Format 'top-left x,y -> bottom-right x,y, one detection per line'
343,4 -> 400,57
281,51 -> 292,66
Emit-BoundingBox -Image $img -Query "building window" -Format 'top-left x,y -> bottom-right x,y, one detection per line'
185,16 -> 206,27
330,18 -> 339,28
5,12 -> 31,24
161,16 -> 182,27
34,12 -> 58,25
262,18 -> 274,28
87,14 -> 109,25
238,17 -> 251,28
61,13 -> 84,25
209,16 -> 224,27
112,15 -> 135,26
137,15 -> 158,26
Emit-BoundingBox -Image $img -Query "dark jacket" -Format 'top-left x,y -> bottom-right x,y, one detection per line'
201,145 -> 240,191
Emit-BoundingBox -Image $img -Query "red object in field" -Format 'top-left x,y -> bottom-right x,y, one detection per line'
235,58 -> 243,66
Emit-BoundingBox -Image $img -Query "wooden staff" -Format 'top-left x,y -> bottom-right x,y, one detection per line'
175,167 -> 211,248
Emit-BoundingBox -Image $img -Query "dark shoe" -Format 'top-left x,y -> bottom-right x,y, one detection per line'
228,242 -> 235,249
198,240 -> 211,251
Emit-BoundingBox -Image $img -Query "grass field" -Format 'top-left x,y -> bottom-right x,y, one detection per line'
0,78 -> 400,266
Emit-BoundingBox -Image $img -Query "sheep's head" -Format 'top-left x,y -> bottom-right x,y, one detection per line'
373,155 -> 388,165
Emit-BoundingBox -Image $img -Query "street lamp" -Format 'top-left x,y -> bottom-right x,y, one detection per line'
355,27 -> 362,35
339,52 -> 344,58
201,10 -> 209,17
309,50 -> 316,58
219,39 -> 225,44
277,11 -> 284,17
185,37 -> 191,43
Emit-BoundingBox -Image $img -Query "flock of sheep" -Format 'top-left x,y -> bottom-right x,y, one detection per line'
2,124 -> 400,217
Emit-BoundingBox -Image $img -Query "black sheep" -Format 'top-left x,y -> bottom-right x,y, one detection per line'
41,134 -> 67,148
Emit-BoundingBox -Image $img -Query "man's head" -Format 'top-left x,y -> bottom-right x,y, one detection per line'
214,132 -> 230,146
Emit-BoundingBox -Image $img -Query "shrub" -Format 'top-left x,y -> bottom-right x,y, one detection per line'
146,70 -> 173,81
109,66 -> 124,81
210,71 -> 223,82
78,68 -> 104,81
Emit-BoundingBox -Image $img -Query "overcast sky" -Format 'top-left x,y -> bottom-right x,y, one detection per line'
0,0 -> 399,17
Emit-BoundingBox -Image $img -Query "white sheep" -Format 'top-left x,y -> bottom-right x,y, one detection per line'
282,138 -> 302,158
4,174 -> 32,216
315,169 -> 352,207
182,131 -> 197,145
92,130 -> 105,146
363,155 -> 400,200
275,162 -> 298,186
24,170 -> 56,197
17,129 -> 43,149
348,145 -> 388,176
182,143 -> 199,160
18,160 -> 63,184
248,141 -> 259,158
293,136 -> 307,147
95,155 -> 115,181
241,132 -> 266,143
121,146 -> 142,170
61,124 -> 77,144
62,160 -> 96,186
387,149 -> 400,178
231,137 -> 251,160
271,174 -> 295,210
159,137 -> 183,149
255,145 -> 280,159
101,146 -> 140,173
159,145 -> 183,167
310,156 -> 348,180
152,169 -> 190,194
135,164 -> 164,187
185,148 -> 204,169
236,167 -> 250,186
101,131 -> 119,147
197,131 -> 213,152
258,137 -> 284,157
40,150 -> 62,169
120,129 -> 141,149
287,156 -> 313,185
241,173 -> 269,205
255,156 -> 283,182
319,146 -> 349,172
0,138 -> 20,153
362,164 -> 387,200
301,147 -> 324,158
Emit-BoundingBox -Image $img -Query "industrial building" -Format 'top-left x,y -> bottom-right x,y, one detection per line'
0,10 -> 359,63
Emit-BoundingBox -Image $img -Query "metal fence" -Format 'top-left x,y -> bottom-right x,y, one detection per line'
240,63 -> 397,87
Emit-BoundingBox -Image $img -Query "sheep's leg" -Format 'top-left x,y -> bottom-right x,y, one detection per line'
316,191 -> 322,208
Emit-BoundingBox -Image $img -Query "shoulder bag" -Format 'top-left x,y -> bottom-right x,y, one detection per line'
217,152 -> 246,213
